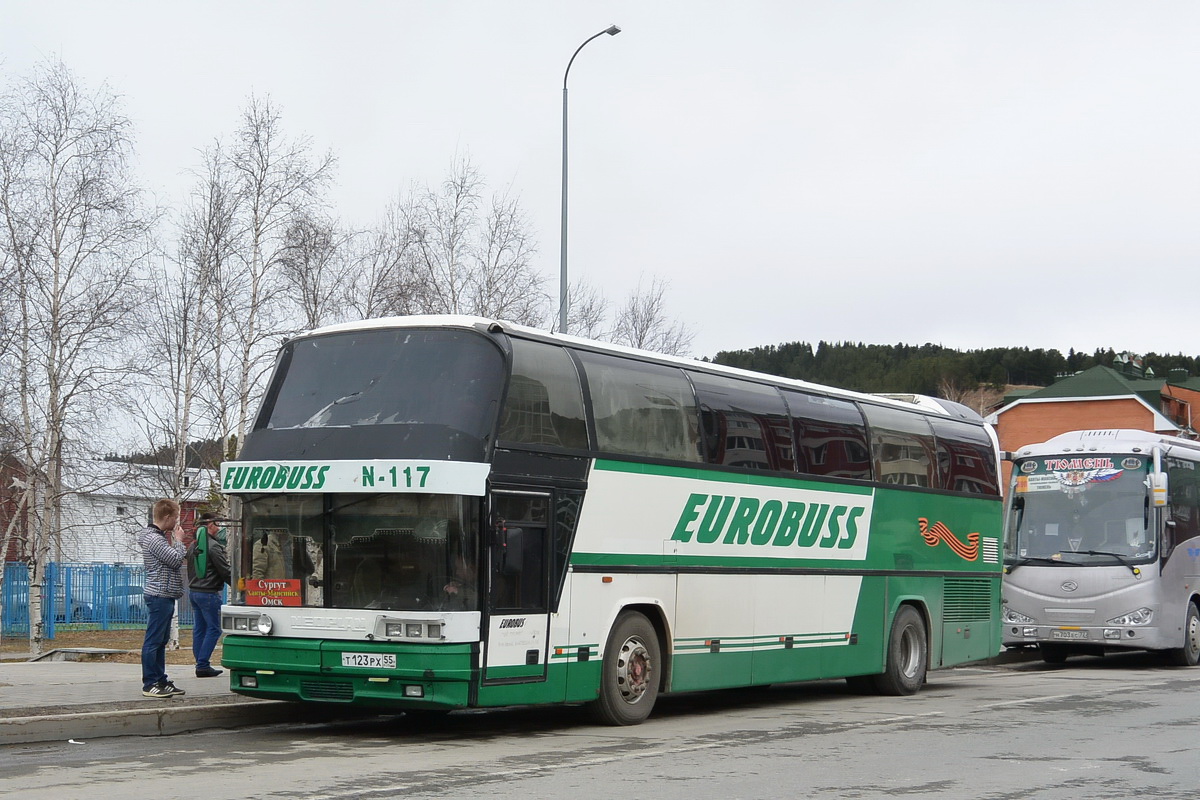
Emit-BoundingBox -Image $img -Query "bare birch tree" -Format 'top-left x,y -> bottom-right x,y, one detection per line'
610,276 -> 695,356
0,61 -> 154,651
278,212 -> 353,330
360,157 -> 547,324
342,222 -> 407,319
225,95 -> 335,452
557,278 -> 610,339
178,142 -> 242,468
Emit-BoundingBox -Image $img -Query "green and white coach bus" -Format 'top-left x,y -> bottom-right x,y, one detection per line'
219,315 -> 1003,724
1003,429 -> 1200,666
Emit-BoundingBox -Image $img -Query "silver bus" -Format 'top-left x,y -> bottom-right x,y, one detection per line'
1003,429 -> 1200,665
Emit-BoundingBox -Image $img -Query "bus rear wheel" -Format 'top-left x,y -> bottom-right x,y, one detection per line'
872,605 -> 928,696
1168,602 -> 1200,667
588,611 -> 661,726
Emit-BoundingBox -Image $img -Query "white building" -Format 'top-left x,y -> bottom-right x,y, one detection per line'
56,462 -> 218,564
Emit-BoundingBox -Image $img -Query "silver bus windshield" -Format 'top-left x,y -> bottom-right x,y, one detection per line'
231,493 -> 481,612
1006,454 -> 1156,565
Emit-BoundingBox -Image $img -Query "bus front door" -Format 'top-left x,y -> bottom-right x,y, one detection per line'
482,491 -> 551,683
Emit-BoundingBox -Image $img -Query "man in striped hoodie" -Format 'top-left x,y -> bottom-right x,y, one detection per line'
139,499 -> 188,698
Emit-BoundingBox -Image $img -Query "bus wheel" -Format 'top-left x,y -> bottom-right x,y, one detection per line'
1039,644 -> 1069,664
1168,602 -> 1200,667
873,605 -> 927,696
588,611 -> 661,726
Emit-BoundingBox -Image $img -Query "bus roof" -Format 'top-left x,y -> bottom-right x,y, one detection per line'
304,315 -> 985,425
1014,429 -> 1200,458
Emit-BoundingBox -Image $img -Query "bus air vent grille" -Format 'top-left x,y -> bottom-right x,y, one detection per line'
300,680 -> 355,702
943,578 -> 992,622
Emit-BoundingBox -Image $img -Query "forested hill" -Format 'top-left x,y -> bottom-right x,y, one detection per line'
709,343 -> 1200,395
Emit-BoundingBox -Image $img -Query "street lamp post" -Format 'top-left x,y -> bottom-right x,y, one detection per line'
560,24 -> 621,335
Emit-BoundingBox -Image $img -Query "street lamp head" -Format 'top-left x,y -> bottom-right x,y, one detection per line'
605,25 -> 621,36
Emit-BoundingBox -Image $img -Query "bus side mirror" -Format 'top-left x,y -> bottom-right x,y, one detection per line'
1150,473 -> 1169,507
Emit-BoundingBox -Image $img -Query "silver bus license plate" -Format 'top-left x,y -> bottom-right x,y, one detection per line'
1051,629 -> 1088,640
341,652 -> 396,669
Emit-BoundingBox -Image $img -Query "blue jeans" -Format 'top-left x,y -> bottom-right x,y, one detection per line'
190,591 -> 223,670
141,594 -> 177,690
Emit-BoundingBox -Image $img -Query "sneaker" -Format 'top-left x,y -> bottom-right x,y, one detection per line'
142,682 -> 176,699
195,667 -> 224,678
163,681 -> 186,696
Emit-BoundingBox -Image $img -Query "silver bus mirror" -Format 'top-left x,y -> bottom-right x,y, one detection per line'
1150,472 -> 1169,507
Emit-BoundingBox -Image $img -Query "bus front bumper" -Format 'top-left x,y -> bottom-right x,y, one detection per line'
222,634 -> 476,710
1003,624 -> 1173,651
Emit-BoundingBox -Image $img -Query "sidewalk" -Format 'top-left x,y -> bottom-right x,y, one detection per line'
0,654 -> 305,746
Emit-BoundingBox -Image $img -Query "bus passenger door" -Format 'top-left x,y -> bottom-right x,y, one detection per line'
483,491 -> 551,683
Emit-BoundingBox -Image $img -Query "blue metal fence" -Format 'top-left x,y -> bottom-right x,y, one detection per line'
1,562 -> 220,638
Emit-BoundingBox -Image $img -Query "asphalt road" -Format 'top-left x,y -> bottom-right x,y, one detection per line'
3,651 -> 1199,800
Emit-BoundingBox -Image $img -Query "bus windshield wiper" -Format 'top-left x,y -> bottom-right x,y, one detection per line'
1079,550 -> 1141,575
1005,556 -> 1078,572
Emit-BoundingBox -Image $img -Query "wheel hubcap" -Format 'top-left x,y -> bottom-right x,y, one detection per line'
616,635 -> 652,704
899,626 -> 922,678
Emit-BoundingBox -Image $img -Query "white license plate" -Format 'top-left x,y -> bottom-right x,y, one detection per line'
1051,629 -> 1089,640
341,652 -> 396,669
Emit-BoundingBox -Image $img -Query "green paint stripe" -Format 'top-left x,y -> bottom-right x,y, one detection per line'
675,633 -> 846,644
574,552 -> 865,569
675,639 -> 846,652
594,459 -> 874,495
550,645 -> 598,661
572,552 -> 1002,574
484,665 -> 544,679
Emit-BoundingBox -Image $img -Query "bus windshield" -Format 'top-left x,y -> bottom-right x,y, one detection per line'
233,493 -> 481,612
1006,454 -> 1156,565
260,328 -> 505,442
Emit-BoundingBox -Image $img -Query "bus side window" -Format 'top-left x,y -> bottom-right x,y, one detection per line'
1167,463 -> 1200,556
929,417 -> 1001,496
688,371 -> 793,471
497,339 -> 588,450
782,390 -> 872,481
861,404 -> 937,489
578,351 -> 702,464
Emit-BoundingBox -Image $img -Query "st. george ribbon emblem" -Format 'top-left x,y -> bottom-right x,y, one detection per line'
918,517 -> 979,561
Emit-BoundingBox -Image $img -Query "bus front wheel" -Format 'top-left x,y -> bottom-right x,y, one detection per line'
873,605 -> 928,696
588,611 -> 661,726
1168,602 -> 1200,667
1039,644 -> 1069,664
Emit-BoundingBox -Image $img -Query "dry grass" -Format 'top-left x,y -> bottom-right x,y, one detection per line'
0,626 -> 221,665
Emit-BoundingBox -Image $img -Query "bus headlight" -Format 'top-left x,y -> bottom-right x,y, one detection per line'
1107,608 -> 1153,626
383,619 -> 446,640
1003,607 -> 1036,624
256,614 -> 274,635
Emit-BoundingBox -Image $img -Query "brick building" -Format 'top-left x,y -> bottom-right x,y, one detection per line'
987,362 -> 1200,487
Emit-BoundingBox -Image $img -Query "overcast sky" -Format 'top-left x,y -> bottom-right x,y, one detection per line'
4,1 -> 1198,360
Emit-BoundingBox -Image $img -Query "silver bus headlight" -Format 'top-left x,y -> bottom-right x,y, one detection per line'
1003,607 -> 1036,624
1107,607 -> 1153,626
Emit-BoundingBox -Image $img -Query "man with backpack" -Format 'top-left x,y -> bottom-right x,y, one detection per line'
187,512 -> 231,678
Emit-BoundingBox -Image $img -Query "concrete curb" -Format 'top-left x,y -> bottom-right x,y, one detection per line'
0,700 -> 303,746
